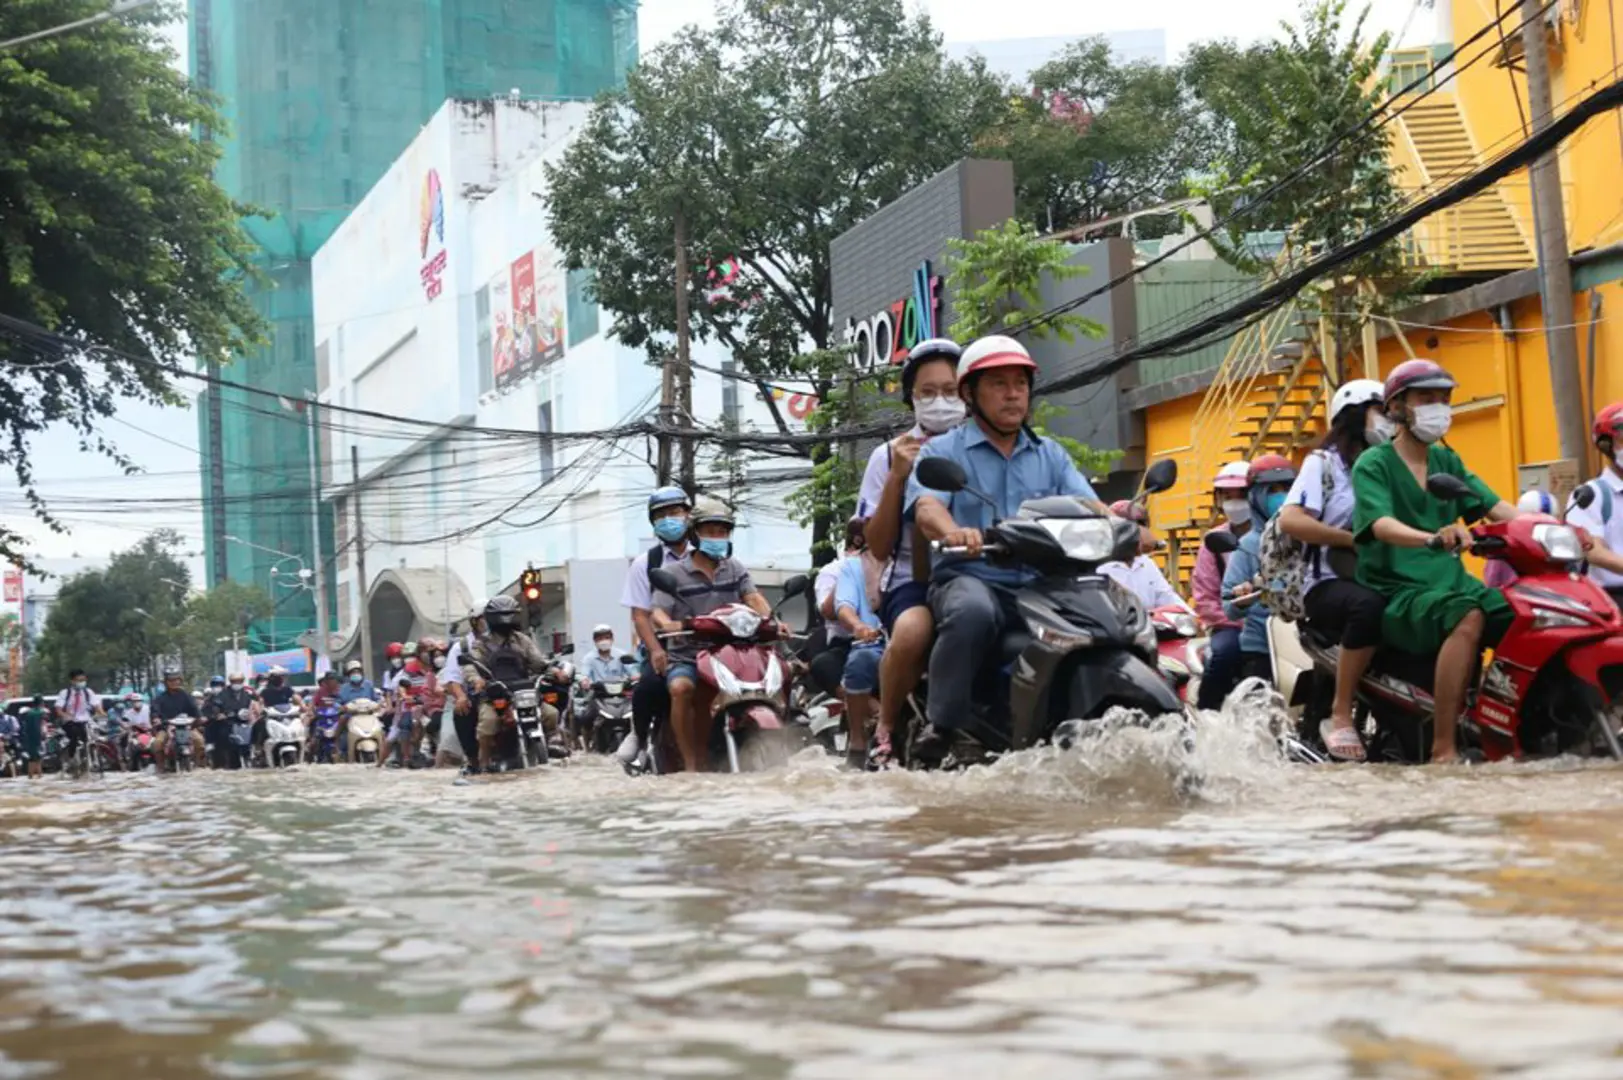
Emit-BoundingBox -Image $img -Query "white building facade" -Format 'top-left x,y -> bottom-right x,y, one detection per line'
313,99 -> 812,664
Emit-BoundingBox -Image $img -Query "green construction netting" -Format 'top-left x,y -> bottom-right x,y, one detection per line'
192,0 -> 638,624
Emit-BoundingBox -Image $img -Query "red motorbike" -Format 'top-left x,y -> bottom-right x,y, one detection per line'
1218,474 -> 1623,764
645,572 -> 810,774
1151,605 -> 1206,705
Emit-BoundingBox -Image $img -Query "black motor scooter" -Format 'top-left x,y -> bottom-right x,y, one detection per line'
913,457 -> 1186,762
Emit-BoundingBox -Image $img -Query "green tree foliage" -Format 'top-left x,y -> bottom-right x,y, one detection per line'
979,37 -> 1216,235
0,0 -> 263,570
25,532 -> 270,693
943,221 -> 1123,476
544,0 -> 1007,557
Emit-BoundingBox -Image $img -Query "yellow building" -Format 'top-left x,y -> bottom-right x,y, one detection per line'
1138,0 -> 1623,580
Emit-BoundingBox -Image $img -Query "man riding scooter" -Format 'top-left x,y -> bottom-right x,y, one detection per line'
1560,402 -> 1623,599
471,595 -> 558,771
581,625 -> 631,749
620,487 -> 693,768
1351,359 -> 1519,764
905,334 -> 1104,766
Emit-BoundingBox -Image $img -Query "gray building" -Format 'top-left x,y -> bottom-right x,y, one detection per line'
828,159 -> 1147,495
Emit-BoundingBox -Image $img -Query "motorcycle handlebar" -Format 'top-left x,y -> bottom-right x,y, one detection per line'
930,540 -> 1008,556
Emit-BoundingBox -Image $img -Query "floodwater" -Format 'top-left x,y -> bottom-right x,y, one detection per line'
2,710 -> 1622,1079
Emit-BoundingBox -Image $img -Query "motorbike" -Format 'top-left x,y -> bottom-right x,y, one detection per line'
264,704 -> 304,768
1209,475 -> 1623,764
0,734 -> 20,778
125,727 -> 157,771
1152,605 -> 1207,705
311,703 -> 343,764
588,669 -> 638,756
346,699 -> 384,764
168,716 -> 197,773
908,457 -> 1186,766
508,678 -> 550,769
227,707 -> 256,768
537,650 -> 575,758
643,572 -> 811,774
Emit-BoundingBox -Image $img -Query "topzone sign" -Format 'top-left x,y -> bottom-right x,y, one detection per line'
841,261 -> 943,373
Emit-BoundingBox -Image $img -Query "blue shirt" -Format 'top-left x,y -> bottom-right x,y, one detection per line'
833,555 -> 880,631
585,653 -> 631,683
1221,529 -> 1271,654
338,681 -> 377,705
904,422 -> 1098,586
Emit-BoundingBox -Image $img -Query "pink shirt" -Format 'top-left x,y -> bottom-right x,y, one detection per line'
1192,524 -> 1240,631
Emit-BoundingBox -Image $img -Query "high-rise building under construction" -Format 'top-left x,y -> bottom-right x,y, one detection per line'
190,0 -> 636,645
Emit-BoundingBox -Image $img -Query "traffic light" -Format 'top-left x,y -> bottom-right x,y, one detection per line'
520,566 -> 542,603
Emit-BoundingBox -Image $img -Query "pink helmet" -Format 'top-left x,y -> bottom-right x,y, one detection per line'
956,335 -> 1039,389
1383,358 -> 1456,404
1213,461 -> 1251,491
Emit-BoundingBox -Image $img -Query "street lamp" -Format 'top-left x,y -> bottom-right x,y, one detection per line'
224,534 -> 307,576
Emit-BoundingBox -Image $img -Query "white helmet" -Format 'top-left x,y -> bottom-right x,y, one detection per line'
268,665 -> 288,676
1213,461 -> 1252,492
1331,379 -> 1385,424
592,623 -> 613,639
956,335 -> 1038,388
1517,488 -> 1557,515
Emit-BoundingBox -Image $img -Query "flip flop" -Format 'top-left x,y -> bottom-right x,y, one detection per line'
1320,720 -> 1366,762
866,732 -> 896,772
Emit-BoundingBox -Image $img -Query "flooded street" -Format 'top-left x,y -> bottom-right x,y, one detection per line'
3,720 -> 1622,1079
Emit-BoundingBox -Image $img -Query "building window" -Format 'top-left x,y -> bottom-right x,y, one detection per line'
722,360 -> 739,426
343,178 -> 355,204
537,401 -> 555,482
475,284 -> 493,394
340,130 -> 351,155
275,20 -> 288,61
566,267 -> 599,347
485,543 -> 503,594
429,440 -> 448,514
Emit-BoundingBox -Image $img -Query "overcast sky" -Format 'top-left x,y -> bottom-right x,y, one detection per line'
8,0 -> 1428,576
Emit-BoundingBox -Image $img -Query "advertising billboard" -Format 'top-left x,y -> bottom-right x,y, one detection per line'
491,244 -> 566,391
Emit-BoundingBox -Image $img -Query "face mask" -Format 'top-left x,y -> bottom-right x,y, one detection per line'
915,396 -> 966,434
1263,492 -> 1287,519
73,680 -> 86,690
432,655 -> 447,670
1409,403 -> 1452,443
1221,498 -> 1251,525
597,642 -> 611,654
653,516 -> 688,543
1366,413 -> 1396,446
348,674 -> 362,685
390,658 -> 403,670
697,537 -> 730,561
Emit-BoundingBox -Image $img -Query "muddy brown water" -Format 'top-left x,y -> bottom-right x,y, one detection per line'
1,713 -> 1621,1079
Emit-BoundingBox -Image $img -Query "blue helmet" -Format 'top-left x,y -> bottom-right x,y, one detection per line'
648,485 -> 690,519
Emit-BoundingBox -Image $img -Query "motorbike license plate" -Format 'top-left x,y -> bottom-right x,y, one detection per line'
604,683 -> 624,696
513,689 -> 539,709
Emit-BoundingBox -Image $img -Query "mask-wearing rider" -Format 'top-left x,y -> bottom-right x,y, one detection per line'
1562,401 -> 1623,606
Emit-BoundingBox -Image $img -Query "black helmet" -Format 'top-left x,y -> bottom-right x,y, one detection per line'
485,594 -> 523,634
900,337 -> 962,408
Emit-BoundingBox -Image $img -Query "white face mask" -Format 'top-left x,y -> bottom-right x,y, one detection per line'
597,642 -> 611,655
1409,403 -> 1452,444
915,396 -> 966,435
1366,413 -> 1396,446
1221,498 -> 1251,525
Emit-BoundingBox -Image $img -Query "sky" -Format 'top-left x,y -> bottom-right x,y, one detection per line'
8,0 -> 1429,577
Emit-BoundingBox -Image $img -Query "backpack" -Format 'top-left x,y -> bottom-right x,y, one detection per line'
484,635 -> 531,685
1256,451 -> 1337,623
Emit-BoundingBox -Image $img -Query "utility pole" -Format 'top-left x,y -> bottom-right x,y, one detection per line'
304,393 -> 330,652
351,446 -> 373,679
674,207 -> 696,491
1521,0 -> 1586,461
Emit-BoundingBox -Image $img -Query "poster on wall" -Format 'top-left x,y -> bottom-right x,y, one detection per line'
492,245 -> 567,390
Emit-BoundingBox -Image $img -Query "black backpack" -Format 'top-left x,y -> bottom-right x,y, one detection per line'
485,635 -> 530,685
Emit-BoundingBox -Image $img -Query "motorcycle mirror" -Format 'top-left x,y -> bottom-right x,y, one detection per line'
648,568 -> 681,596
1203,531 -> 1240,555
780,573 -> 810,600
620,654 -> 637,665
559,643 -> 575,656
1425,474 -> 1473,500
916,457 -> 968,493
1572,483 -> 1596,511
1141,458 -> 1178,495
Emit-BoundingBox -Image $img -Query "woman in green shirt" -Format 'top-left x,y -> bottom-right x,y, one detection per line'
1352,360 -> 1517,764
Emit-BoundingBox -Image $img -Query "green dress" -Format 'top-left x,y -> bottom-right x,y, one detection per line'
1351,442 -> 1513,653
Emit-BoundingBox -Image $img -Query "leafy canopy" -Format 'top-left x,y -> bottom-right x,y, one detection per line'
0,0 -> 264,569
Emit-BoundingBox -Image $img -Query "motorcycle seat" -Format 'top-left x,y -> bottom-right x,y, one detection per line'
1303,620 -> 1436,691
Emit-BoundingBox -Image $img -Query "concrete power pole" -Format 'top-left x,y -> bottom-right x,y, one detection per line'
674,206 -> 696,492
304,394 -> 330,649
351,446 -> 373,679
1521,0 -> 1586,461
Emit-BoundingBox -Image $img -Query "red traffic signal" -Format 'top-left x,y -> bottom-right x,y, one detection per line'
520,567 -> 542,603
523,584 -> 541,601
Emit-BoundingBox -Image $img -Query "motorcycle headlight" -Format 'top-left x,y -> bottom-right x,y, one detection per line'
1532,523 -> 1583,563
1169,612 -> 1198,638
1037,517 -> 1115,563
718,608 -> 763,639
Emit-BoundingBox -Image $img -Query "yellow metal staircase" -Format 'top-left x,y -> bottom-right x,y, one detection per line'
1389,91 -> 1534,273
1153,302 -> 1336,589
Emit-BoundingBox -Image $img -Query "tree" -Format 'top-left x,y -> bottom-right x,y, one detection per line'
544,0 -> 1008,559
24,531 -> 270,692
980,37 -> 1215,234
0,0 -> 264,570
1184,0 -> 1410,356
943,220 -> 1124,477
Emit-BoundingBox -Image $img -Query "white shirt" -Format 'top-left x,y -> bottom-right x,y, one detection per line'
1284,449 -> 1356,591
1100,555 -> 1189,612
814,560 -> 849,643
56,686 -> 98,722
123,704 -> 151,730
438,643 -> 464,687
857,426 -> 926,592
1566,468 -> 1623,589
620,542 -> 689,611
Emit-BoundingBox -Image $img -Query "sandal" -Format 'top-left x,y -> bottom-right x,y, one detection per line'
1320,720 -> 1366,763
866,731 -> 896,772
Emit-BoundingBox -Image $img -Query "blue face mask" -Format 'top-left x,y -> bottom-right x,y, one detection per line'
1263,492 -> 1287,519
653,516 -> 688,543
697,537 -> 730,561
349,674 -> 362,685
